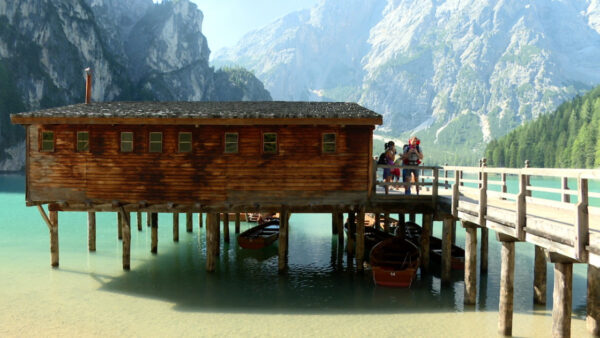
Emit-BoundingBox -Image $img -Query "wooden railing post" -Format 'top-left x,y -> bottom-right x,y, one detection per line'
501,172 -> 507,201
524,160 -> 531,197
444,163 -> 449,189
479,158 -> 488,274
432,167 -> 439,208
452,170 -> 460,218
575,177 -> 589,261
516,171 -> 527,241
562,177 -> 570,203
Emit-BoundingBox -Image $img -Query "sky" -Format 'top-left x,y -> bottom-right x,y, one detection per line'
155,0 -> 319,53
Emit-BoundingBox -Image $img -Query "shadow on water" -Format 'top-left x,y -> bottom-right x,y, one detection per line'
91,231 -> 469,315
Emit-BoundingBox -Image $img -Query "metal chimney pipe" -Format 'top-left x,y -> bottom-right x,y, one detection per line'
85,68 -> 92,104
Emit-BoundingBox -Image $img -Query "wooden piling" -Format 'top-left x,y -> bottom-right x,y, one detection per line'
552,262 -> 573,338
587,264 -> 600,336
150,212 -> 158,254
480,228 -> 488,274
356,210 -> 365,271
336,212 -> 344,249
534,245 -> 547,305
278,209 -> 289,273
88,212 -> 96,252
498,238 -> 516,336
420,214 -> 432,271
451,220 -> 456,245
49,210 -> 59,267
464,222 -> 477,305
235,213 -> 241,234
146,211 -> 151,227
409,213 -> 416,223
137,211 -> 142,231
441,217 -> 452,283
172,213 -> 179,242
223,213 -> 230,243
383,212 -> 390,232
120,208 -> 131,270
206,213 -> 217,272
186,212 -> 193,233
198,212 -> 203,229
332,213 -> 338,235
117,212 -> 122,240
347,212 -> 355,256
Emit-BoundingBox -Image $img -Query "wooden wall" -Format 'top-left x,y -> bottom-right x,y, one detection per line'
27,124 -> 373,207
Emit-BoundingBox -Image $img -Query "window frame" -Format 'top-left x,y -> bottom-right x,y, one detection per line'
40,130 -> 55,152
322,132 -> 337,154
178,132 -> 192,153
262,132 -> 278,154
120,131 -> 134,153
224,132 -> 239,154
149,132 -> 163,153
76,131 -> 89,152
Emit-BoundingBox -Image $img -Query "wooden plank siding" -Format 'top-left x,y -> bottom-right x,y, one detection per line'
26,124 -> 373,208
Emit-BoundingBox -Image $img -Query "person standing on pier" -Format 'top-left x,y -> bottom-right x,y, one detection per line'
402,136 -> 424,195
383,141 -> 397,194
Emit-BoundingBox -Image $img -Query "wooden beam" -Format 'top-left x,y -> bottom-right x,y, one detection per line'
146,211 -> 151,228
463,221 -> 477,305
498,240 -> 515,336
347,212 -> 355,256
119,207 -> 131,270
223,213 -> 230,243
480,228 -> 488,274
150,213 -> 158,254
36,205 -> 53,231
49,210 -> 58,268
588,264 -> 600,336
172,213 -> 179,242
117,212 -> 123,240
235,213 -> 241,234
552,262 -> 573,338
534,245 -> 547,305
186,212 -> 193,233
137,211 -> 142,231
441,217 -> 452,283
421,214 -> 432,272
336,211 -> 344,250
452,170 -> 460,218
88,212 -> 96,252
356,209 -> 365,272
278,208 -> 289,273
206,213 -> 217,272
198,212 -> 203,229
332,213 -> 338,235
576,178 -> 589,261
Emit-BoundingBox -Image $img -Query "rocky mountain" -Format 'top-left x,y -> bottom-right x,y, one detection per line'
0,0 -> 271,171
214,0 -> 600,165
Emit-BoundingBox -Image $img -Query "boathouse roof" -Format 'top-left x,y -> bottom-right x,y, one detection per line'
11,101 -> 382,125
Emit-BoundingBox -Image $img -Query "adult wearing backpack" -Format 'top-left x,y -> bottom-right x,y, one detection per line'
380,141 -> 396,194
402,136 -> 423,195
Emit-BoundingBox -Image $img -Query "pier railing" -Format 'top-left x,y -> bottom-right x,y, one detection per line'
443,164 -> 600,263
372,161 -> 441,200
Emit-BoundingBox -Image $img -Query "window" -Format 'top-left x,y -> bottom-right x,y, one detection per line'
178,132 -> 192,153
263,132 -> 277,154
224,133 -> 238,154
41,131 -> 54,152
121,132 -> 133,152
77,131 -> 89,152
322,133 -> 336,154
149,132 -> 162,153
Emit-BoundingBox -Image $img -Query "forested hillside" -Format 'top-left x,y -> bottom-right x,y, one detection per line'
485,85 -> 600,168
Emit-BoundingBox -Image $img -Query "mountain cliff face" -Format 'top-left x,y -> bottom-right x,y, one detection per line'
214,0 -> 600,165
0,0 -> 271,171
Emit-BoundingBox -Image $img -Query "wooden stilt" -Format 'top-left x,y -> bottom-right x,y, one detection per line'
356,210 -> 365,271
336,212 -> 344,249
464,222 -> 478,305
206,213 -> 217,272
146,211 -> 151,227
88,211 -> 96,252
587,265 -> 600,336
117,212 -> 122,240
198,212 -> 203,229
451,219 -> 456,245
120,208 -> 131,270
420,214 -> 432,271
552,262 -> 573,338
397,213 -> 405,239
278,209 -> 289,273
332,213 -> 338,235
409,213 -> 416,223
172,213 -> 179,242
49,210 -> 59,267
347,212 -> 355,256
223,213 -> 230,243
137,211 -> 142,231
383,212 -> 390,232
235,213 -> 241,234
480,228 -> 488,274
534,245 -> 547,305
216,214 -> 221,256
498,239 -> 516,336
441,217 -> 452,283
186,212 -> 193,233
150,212 -> 158,254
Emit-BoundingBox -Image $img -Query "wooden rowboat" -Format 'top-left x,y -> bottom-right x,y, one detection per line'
370,237 -> 420,288
237,220 -> 279,250
402,221 -> 465,270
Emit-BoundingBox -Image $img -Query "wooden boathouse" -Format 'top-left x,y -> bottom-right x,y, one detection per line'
10,98 -> 600,337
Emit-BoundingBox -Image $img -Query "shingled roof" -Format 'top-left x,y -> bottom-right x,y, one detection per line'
11,101 -> 382,125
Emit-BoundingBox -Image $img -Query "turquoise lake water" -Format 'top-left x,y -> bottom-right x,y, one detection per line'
0,174 -> 592,336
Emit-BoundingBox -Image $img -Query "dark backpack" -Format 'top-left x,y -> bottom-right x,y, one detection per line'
377,152 -> 387,165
